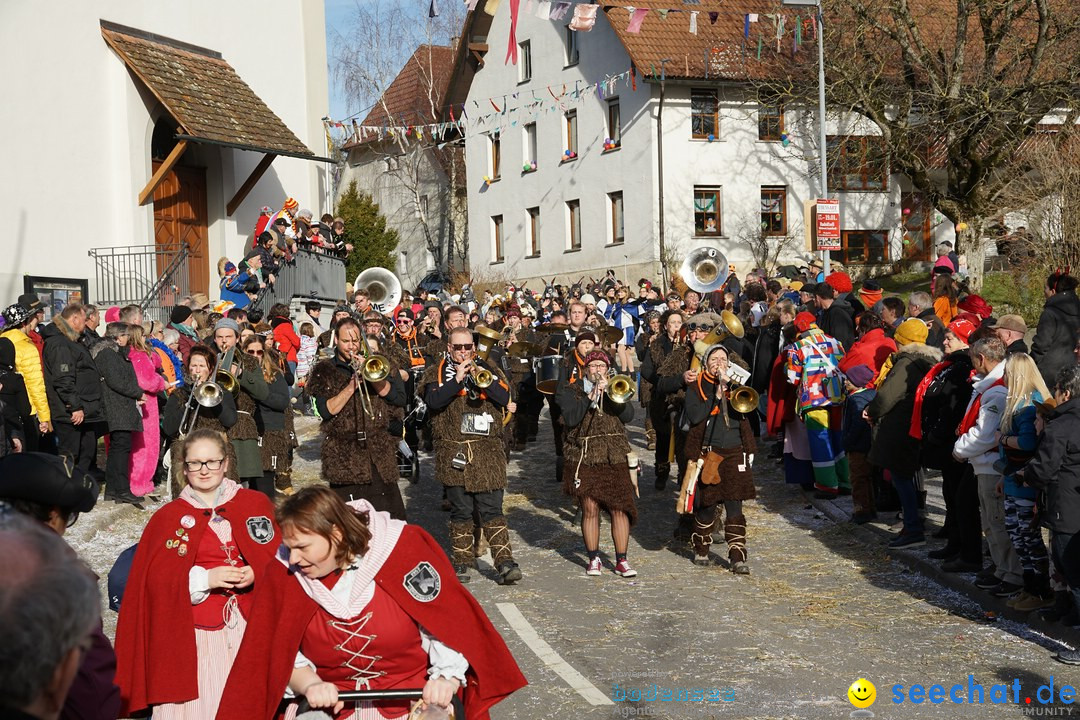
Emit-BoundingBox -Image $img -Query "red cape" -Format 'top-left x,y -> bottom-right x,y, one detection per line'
215,524 -> 528,720
113,489 -> 280,715
766,351 -> 796,436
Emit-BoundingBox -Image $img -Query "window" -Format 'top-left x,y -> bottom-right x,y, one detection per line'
760,186 -> 787,235
419,195 -> 429,222
518,40 -> 532,83
564,110 -> 578,158
527,207 -> 541,257
492,215 -> 504,262
523,123 -> 537,170
830,230 -> 890,265
758,105 -> 784,141
565,25 -> 579,66
606,100 -> 621,149
399,251 -> 408,274
567,200 -> 581,250
691,89 -> 718,139
609,192 -> 624,245
827,136 -> 889,191
489,134 -> 501,180
693,186 -> 722,235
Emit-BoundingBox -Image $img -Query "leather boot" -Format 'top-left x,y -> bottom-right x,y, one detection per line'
725,514 -> 749,574
482,516 -> 522,585
691,516 -> 715,565
655,462 -> 670,491
449,521 -> 475,582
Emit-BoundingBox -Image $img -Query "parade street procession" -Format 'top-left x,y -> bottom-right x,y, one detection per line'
5,0 -> 1080,719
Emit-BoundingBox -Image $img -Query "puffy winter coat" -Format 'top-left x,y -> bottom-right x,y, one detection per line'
0,327 -> 49,422
1025,397 -> 1080,535
271,317 -> 301,364
1031,291 -> 1080,388
839,328 -> 897,380
90,339 -> 145,433
41,320 -> 104,424
867,343 -> 942,477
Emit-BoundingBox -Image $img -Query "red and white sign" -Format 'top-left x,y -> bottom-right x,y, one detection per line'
815,198 -> 841,251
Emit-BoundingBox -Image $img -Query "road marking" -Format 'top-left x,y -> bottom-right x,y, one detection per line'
496,602 -> 613,706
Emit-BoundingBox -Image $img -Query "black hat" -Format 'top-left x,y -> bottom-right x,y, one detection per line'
170,306 -> 193,324
17,293 -> 42,311
0,453 -> 99,514
861,279 -> 882,292
397,307 -> 415,320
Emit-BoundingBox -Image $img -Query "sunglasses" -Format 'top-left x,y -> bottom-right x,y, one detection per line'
247,349 -> 264,356
398,317 -> 412,322
451,343 -> 475,351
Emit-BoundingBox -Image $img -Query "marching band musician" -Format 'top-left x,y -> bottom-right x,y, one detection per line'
640,310 -> 687,491
241,335 -> 293,502
211,319 -> 269,495
316,306 -> 352,356
306,316 -> 409,519
423,305 -> 469,360
502,306 -> 541,448
422,326 -> 522,585
683,343 -> 757,573
392,306 -> 430,452
161,345 -> 237,497
555,349 -> 639,578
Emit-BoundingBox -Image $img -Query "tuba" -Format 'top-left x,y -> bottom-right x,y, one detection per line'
354,267 -> 402,315
680,243 -> 731,294
690,311 -> 746,372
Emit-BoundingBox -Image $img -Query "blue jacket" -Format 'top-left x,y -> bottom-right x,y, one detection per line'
1002,394 -> 1042,499
842,387 -> 876,453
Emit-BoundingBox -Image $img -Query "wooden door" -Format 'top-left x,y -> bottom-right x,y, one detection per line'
900,191 -> 933,262
153,163 -> 209,294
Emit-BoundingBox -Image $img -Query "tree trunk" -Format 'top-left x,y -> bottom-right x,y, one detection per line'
959,217 -> 986,292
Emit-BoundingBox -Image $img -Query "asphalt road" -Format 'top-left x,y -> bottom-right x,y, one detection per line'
68,410 -> 1079,719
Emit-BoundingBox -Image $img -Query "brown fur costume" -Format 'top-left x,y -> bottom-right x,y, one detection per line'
647,339 -> 691,420
557,381 -> 637,524
306,357 -> 399,487
684,404 -> 758,505
420,358 -> 509,493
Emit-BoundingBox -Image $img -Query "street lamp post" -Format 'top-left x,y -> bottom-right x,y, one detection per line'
782,0 -> 830,274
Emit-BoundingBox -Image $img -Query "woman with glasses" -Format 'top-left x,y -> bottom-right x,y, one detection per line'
241,335 -> 292,502
162,345 -> 238,497
114,428 -> 279,719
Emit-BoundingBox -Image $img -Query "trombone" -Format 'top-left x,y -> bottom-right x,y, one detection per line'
178,380 -> 225,437
215,347 -> 240,397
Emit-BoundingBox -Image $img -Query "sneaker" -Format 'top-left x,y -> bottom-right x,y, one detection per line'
497,560 -> 522,585
1054,648 -> 1080,666
888,534 -> 926,549
941,559 -> 982,573
991,581 -> 1022,598
974,574 -> 1003,590
613,559 -> 637,578
1006,590 -> 1033,609
928,546 -> 959,560
1012,592 -> 1054,612
586,557 -> 602,576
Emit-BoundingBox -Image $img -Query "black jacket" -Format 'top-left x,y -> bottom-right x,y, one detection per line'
253,373 -> 291,433
750,322 -> 782,394
90,339 -> 144,433
1025,397 -> 1080,535
41,321 -> 104,425
1032,291 -> 1080,387
0,337 -> 31,448
818,302 -> 855,353
917,308 -> 946,350
917,350 -> 974,470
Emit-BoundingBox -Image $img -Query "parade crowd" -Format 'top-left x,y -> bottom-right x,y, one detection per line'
4,210 -> 1080,718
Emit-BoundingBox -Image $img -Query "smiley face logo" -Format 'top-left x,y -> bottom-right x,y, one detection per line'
848,678 -> 876,709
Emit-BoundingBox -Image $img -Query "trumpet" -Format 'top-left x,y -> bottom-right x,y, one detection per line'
726,383 -> 759,414
471,366 -> 494,389
606,374 -> 636,404
350,351 -> 391,418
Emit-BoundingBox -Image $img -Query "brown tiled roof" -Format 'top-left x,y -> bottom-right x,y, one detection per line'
101,22 -> 315,158
606,0 -> 799,81
348,44 -> 456,145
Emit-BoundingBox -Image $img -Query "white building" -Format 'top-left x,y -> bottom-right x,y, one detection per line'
0,1 -> 330,317
450,0 -> 956,288
339,45 -> 465,291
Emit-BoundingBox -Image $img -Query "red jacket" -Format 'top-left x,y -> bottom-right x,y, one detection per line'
114,490 -> 279,716
216,524 -> 528,720
838,328 -> 897,379
271,317 -> 301,363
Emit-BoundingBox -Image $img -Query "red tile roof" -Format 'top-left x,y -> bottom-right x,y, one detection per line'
347,44 -> 456,146
101,22 -> 314,158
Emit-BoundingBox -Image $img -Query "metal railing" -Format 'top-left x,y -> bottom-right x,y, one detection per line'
250,248 -> 346,313
88,244 -> 191,325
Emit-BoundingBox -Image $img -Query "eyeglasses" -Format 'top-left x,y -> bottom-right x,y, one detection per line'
184,458 -> 225,472
451,343 -> 475,351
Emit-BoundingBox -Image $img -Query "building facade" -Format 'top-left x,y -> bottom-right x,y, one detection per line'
454,0 -> 958,288
0,0 -> 330,315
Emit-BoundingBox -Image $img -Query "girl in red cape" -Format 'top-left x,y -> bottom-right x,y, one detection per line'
114,428 -> 280,718
215,486 -> 528,720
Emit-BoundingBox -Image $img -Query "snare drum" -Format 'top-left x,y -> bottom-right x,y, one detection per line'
534,355 -> 562,394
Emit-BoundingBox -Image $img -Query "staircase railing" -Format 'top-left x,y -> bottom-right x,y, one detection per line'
87,244 -> 191,325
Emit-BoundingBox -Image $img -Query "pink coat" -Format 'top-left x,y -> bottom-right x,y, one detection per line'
129,350 -> 166,496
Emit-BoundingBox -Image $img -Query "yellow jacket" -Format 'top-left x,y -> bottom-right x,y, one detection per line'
1,328 -> 50,422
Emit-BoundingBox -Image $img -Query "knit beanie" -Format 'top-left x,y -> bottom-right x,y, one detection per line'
170,306 -> 193,324
946,317 -> 977,344
583,350 -> 611,367
894,318 -> 929,347
825,271 -> 854,294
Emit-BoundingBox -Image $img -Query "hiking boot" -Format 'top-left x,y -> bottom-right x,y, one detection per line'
497,560 -> 523,585
1006,590 -> 1033,609
1012,592 -> 1054,612
887,533 -> 925,549
586,557 -> 602,576
613,559 -> 637,578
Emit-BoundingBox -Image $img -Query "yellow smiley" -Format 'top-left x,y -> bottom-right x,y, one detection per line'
848,678 -> 876,709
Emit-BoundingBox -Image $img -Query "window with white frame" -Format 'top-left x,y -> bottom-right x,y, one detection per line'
492,215 -> 504,262
566,200 -> 581,250
527,207 -> 541,257
609,192 -> 624,245
523,123 -> 537,170
518,40 -> 532,83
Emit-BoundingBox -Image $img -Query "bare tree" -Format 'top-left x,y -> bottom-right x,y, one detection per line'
732,213 -> 805,276
753,0 -> 1080,289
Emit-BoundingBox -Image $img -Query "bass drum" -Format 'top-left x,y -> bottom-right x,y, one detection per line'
534,355 -> 562,395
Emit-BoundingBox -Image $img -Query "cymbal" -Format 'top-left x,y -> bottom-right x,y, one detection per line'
508,341 -> 542,358
597,326 -> 623,345
536,322 -> 569,333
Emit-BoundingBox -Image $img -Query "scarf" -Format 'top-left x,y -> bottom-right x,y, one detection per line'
278,499 -> 405,620
171,321 -> 198,340
180,477 -> 241,518
858,289 -> 883,309
957,377 -> 1006,436
909,359 -> 951,439
149,338 -> 185,388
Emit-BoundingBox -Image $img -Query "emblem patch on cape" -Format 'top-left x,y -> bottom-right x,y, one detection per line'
246,516 -> 274,544
403,561 -> 441,602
